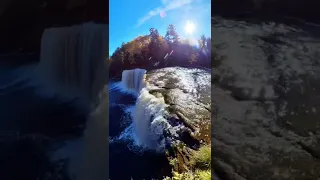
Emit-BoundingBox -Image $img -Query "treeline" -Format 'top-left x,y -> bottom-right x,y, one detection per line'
109,24 -> 211,77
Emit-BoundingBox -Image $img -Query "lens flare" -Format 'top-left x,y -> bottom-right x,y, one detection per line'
185,20 -> 196,34
160,11 -> 166,18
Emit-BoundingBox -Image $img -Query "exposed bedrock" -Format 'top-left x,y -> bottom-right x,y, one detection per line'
143,67 -> 211,173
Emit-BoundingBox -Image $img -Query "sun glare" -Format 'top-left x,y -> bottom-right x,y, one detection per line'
185,20 -> 196,34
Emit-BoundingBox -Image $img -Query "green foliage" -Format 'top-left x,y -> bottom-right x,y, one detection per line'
169,158 -> 178,167
191,145 -> 211,170
163,170 -> 211,180
164,145 -> 212,180
165,24 -> 179,49
195,170 -> 211,180
109,24 -> 211,77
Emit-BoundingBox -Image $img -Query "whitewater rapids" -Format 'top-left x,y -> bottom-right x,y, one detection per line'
132,88 -> 170,150
113,68 -> 170,151
116,67 -> 211,152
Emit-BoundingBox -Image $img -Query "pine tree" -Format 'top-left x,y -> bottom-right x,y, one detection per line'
200,35 -> 207,51
148,28 -> 162,61
164,24 -> 179,50
206,37 -> 211,55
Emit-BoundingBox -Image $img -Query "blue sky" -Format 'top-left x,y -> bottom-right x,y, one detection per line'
109,0 -> 211,56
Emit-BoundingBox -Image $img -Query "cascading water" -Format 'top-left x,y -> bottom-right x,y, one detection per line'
38,22 -> 109,105
132,88 -> 169,150
109,67 -> 211,179
38,22 -> 109,180
118,69 -> 170,151
121,69 -> 147,95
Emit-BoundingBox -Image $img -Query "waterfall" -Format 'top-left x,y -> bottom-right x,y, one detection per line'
121,69 -> 147,95
119,69 -> 170,151
132,88 -> 170,151
38,22 -> 109,105
38,22 -> 109,180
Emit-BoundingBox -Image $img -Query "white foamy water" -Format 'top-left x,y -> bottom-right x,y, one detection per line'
111,69 -> 172,152
38,22 -> 109,105
121,68 -> 147,95
37,22 -> 109,180
112,90 -> 170,152
147,67 -> 211,95
112,68 -> 212,152
131,88 -> 170,151
213,17 -> 320,100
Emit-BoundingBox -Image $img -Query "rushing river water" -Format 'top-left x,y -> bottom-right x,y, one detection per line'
0,62 -> 210,180
109,80 -> 171,180
109,67 -> 211,180
3,15 -> 320,179
0,64 -> 89,180
212,16 -> 320,180
0,64 -> 88,135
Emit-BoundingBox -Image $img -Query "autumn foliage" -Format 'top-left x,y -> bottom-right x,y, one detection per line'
109,24 -> 211,77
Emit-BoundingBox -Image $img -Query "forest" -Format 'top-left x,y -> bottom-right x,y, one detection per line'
109,24 -> 211,77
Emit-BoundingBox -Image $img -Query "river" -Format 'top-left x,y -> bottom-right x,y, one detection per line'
212,16 -> 320,179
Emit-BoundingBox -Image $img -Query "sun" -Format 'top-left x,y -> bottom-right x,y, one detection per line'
185,20 -> 196,34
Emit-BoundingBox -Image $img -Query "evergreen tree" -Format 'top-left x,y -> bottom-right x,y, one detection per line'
200,35 -> 207,51
206,37 -> 211,56
165,24 -> 179,50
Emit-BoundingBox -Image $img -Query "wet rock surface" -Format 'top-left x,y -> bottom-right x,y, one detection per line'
212,16 -> 320,180
146,67 -> 211,172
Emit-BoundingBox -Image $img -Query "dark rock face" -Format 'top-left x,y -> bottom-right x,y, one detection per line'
212,0 -> 320,23
0,0 -> 108,55
212,17 -> 320,180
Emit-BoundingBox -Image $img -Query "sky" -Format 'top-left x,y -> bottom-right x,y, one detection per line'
109,0 -> 211,56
